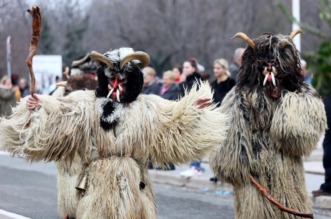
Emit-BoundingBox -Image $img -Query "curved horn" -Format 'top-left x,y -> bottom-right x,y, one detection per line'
231,32 -> 256,50
72,52 -> 90,67
289,28 -> 304,39
90,51 -> 114,69
279,40 -> 290,48
120,51 -> 150,70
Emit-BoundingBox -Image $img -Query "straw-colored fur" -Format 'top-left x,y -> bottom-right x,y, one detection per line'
51,86 -> 82,218
210,84 -> 326,219
0,82 -> 229,218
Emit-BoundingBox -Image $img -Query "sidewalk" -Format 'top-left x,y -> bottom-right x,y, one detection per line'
149,148 -> 331,211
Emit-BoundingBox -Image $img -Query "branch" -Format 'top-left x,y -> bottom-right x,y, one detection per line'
26,4 -> 42,97
249,175 -> 314,218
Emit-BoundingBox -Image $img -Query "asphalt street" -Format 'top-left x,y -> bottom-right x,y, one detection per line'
0,154 -> 235,219
0,154 -> 330,219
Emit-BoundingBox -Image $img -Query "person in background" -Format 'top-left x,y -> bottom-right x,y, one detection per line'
179,58 -> 201,97
142,66 -> 160,95
159,70 -> 180,101
172,65 -> 182,84
312,91 -> 331,197
11,73 -> 21,101
209,58 -> 236,182
211,59 -> 236,107
229,47 -> 245,82
0,76 -> 17,117
19,78 -> 30,98
301,59 -> 312,84
179,58 -> 205,177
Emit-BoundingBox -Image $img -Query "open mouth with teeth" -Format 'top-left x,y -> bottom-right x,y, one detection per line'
107,75 -> 125,102
262,64 -> 277,87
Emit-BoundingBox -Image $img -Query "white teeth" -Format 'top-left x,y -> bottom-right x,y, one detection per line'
272,66 -> 277,74
263,67 -> 268,75
116,89 -> 120,102
107,88 -> 114,98
118,85 -> 123,92
263,74 -> 268,86
108,84 -> 113,90
271,72 -> 276,86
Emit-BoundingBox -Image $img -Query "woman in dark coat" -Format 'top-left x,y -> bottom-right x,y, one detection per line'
179,58 -> 201,97
211,58 -> 236,107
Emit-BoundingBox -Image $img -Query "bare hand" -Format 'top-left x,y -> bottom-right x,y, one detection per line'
193,98 -> 212,109
26,95 -> 40,110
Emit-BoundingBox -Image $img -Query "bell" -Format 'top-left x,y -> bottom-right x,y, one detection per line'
75,173 -> 88,192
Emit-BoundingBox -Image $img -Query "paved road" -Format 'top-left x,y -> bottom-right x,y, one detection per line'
0,154 -> 235,219
0,154 -> 330,219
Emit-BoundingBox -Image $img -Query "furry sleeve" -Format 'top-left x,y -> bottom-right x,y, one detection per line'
0,90 -> 96,162
144,82 -> 229,166
270,84 -> 327,156
209,88 -> 253,186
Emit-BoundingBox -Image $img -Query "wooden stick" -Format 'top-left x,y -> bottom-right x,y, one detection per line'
249,175 -> 314,218
26,5 -> 41,97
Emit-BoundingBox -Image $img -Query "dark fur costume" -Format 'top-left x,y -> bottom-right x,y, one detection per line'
210,31 -> 327,219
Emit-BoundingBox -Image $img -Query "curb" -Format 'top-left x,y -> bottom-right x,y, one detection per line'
309,194 -> 331,210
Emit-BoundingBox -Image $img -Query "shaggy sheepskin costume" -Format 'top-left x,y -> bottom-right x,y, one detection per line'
210,30 -> 327,219
0,48 -> 229,219
53,54 -> 98,219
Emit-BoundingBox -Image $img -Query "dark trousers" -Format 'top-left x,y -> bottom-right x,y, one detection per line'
321,133 -> 331,193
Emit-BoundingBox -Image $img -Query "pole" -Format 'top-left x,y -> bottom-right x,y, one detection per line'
6,36 -> 12,78
292,0 -> 301,52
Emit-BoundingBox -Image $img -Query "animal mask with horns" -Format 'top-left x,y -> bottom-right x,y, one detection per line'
90,47 -> 150,103
232,29 -> 304,99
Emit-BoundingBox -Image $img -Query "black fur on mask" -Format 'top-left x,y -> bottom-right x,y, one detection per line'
95,62 -> 144,103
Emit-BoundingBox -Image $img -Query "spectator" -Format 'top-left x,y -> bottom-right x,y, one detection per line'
159,70 -> 180,101
172,65 -> 182,84
0,76 -> 17,117
142,66 -> 160,95
179,58 -> 201,97
301,59 -> 312,84
229,48 -> 245,82
211,59 -> 236,107
209,59 -> 236,182
312,91 -> 331,197
19,78 -> 30,98
11,73 -> 21,101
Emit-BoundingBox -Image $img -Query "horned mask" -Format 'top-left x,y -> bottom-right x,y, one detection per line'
90,48 -> 150,103
232,29 -> 304,99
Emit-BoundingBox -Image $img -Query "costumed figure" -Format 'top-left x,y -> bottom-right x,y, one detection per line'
0,47 -> 229,219
210,29 -> 327,219
53,53 -> 98,219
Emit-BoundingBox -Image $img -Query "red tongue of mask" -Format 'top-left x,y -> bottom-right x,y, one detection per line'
109,75 -> 125,99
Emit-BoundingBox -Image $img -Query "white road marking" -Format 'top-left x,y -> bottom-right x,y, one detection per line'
0,151 -> 10,156
0,209 -> 31,219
